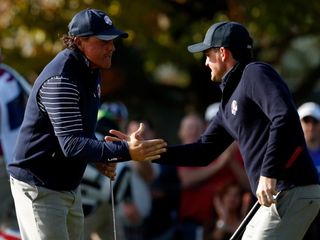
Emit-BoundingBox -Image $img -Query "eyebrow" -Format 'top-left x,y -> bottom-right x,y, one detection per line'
204,47 -> 219,56
204,49 -> 211,55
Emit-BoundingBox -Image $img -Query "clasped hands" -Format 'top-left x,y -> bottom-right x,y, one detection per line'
96,123 -> 167,180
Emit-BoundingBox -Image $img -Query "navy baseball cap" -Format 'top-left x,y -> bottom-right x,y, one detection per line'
68,8 -> 128,41
188,21 -> 253,53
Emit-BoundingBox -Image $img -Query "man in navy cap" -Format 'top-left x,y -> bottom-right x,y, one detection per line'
7,8 -> 166,240
112,21 -> 320,239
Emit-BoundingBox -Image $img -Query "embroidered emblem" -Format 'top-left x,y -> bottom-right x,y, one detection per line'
231,100 -> 238,116
104,16 -> 112,26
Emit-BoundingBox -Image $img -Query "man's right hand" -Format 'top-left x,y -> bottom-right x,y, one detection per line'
107,123 -> 167,161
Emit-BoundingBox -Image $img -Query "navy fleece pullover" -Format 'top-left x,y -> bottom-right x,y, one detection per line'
156,62 -> 319,194
8,49 -> 130,191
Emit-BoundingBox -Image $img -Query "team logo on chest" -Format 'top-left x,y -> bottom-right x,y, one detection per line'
231,100 -> 238,116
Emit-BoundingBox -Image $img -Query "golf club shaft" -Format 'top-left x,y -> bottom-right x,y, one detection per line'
110,179 -> 117,240
229,200 -> 260,240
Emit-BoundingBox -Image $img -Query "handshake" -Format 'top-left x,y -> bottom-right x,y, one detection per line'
96,122 -> 167,180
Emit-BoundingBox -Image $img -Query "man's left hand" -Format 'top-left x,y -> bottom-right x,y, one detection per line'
256,176 -> 277,207
96,162 -> 117,180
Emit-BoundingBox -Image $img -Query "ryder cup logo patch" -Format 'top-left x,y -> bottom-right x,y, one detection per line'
104,16 -> 112,25
231,100 -> 238,115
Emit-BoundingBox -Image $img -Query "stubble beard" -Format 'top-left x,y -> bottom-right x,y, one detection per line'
211,71 -> 222,83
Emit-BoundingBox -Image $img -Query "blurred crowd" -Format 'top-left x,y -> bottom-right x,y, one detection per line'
70,101 -> 254,240
1,50 -> 320,240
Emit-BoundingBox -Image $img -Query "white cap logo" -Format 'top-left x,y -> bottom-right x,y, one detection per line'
104,16 -> 112,26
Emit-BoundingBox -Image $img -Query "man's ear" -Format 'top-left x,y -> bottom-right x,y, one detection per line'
220,47 -> 228,62
74,37 -> 83,51
221,47 -> 238,66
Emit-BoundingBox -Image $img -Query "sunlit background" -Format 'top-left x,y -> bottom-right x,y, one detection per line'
1,0 -> 320,142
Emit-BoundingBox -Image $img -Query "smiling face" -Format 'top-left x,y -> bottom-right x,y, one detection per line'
204,47 -> 238,82
204,48 -> 226,82
76,36 -> 115,69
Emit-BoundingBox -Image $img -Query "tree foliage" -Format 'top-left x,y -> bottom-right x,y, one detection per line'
1,0 -> 320,140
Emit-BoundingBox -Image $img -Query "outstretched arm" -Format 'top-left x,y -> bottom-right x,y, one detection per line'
108,123 -> 167,161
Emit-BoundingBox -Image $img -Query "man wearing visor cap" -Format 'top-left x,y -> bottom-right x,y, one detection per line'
145,21 -> 320,239
8,8 -> 166,240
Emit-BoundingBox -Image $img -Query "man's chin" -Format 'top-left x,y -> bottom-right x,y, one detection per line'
100,63 -> 112,70
211,76 -> 222,83
211,77 -> 221,83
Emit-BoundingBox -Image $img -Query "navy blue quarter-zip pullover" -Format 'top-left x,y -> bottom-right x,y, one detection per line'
156,62 -> 319,194
8,48 -> 131,191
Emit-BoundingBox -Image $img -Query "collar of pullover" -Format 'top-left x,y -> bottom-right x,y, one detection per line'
220,62 -> 240,92
70,48 -> 98,74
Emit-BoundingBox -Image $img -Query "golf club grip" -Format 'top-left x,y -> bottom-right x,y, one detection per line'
229,201 -> 260,240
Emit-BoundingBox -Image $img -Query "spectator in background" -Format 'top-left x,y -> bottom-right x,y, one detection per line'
83,101 -> 129,240
0,48 -> 31,239
175,113 -> 249,240
0,53 -> 30,167
113,118 -> 157,240
297,102 -> 320,240
145,121 -> 181,240
204,102 -> 220,125
211,182 -> 249,240
298,102 -> 320,177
